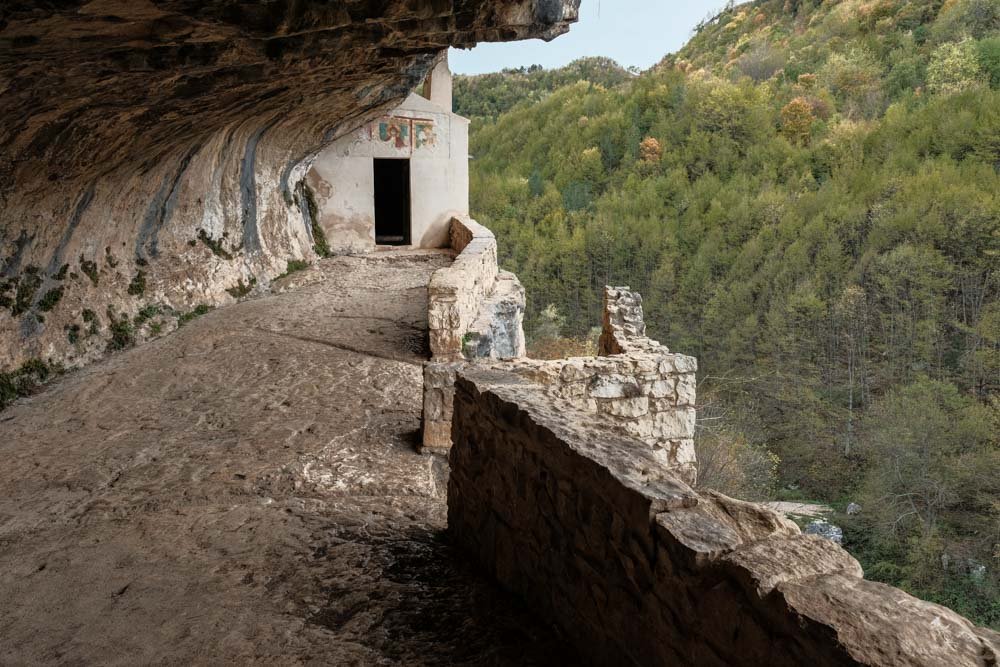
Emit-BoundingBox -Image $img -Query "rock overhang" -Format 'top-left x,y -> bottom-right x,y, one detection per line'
1,1 -> 580,182
0,0 -> 580,371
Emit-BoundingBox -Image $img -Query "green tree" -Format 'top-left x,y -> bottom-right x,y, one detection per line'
928,39 -> 985,94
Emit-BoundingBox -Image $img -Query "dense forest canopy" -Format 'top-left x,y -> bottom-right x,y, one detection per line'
457,0 -> 1000,627
453,56 -> 633,120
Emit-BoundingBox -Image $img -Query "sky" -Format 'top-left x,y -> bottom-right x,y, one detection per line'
450,1 -> 730,75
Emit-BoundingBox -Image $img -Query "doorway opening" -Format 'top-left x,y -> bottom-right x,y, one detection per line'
374,158 -> 411,245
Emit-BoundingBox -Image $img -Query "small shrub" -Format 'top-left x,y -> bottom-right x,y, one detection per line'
177,304 -> 212,327
81,308 -> 99,336
197,230 -> 234,260
133,304 -> 161,325
127,270 -> 146,296
226,277 -> 257,299
37,287 -> 64,312
106,309 -> 135,351
0,358 -> 57,411
53,264 -> 69,280
65,323 -> 81,344
79,255 -> 99,286
0,278 -> 15,310
276,260 -> 309,280
12,267 -> 42,316
300,185 -> 331,257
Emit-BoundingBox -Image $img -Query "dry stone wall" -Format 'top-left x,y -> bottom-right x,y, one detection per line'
422,217 -> 526,453
447,368 -> 1000,667
425,285 -> 697,485
500,286 -> 698,484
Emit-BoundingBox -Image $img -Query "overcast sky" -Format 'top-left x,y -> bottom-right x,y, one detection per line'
450,1 -> 730,75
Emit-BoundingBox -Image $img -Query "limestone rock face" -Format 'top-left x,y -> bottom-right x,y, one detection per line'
0,0 -> 579,371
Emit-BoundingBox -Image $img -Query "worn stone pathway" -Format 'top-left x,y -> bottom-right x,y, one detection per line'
0,252 -> 570,666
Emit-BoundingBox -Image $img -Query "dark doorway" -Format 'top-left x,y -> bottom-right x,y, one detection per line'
374,158 -> 411,245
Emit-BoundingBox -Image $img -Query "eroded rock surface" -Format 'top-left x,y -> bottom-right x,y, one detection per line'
0,0 -> 579,371
0,252 -> 572,665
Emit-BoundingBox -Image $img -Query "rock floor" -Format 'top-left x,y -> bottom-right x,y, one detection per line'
0,252 -> 572,666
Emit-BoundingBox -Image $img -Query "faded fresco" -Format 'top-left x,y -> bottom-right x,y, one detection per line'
377,118 -> 410,149
367,116 -> 440,156
414,121 -> 436,149
333,124 -> 373,157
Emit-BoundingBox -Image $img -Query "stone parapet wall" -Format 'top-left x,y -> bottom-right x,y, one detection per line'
428,216 -> 501,360
422,361 -> 462,455
499,349 -> 697,485
492,285 -> 696,483
599,286 -> 669,356
423,216 -> 526,453
448,368 -> 1000,667
423,283 -> 694,477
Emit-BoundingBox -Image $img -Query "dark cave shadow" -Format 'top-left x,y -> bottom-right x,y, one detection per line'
309,525 -> 580,666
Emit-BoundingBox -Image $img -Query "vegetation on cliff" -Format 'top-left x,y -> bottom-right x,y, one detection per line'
460,0 -> 1000,626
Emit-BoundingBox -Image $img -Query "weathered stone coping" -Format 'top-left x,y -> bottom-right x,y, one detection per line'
427,216 -> 500,360
448,367 -> 1000,667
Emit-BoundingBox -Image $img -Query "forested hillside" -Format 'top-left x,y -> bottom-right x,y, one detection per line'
464,0 -> 1000,626
454,56 -> 632,120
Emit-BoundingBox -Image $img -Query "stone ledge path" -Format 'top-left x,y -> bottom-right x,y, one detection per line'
0,252 -> 571,665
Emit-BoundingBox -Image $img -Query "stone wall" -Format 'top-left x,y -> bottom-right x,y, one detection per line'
500,287 -> 698,484
427,216 -> 501,360
448,368 -> 1000,667
425,285 -> 697,484
422,216 -> 526,453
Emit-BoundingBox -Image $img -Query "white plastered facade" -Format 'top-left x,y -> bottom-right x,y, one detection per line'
306,60 -> 469,254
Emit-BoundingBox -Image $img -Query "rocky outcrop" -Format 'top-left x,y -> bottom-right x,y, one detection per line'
0,0 -> 579,371
447,367 -> 1000,666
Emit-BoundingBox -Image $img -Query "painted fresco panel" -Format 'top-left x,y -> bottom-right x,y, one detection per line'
414,121 -> 436,149
372,117 -> 412,157
412,115 -> 448,157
